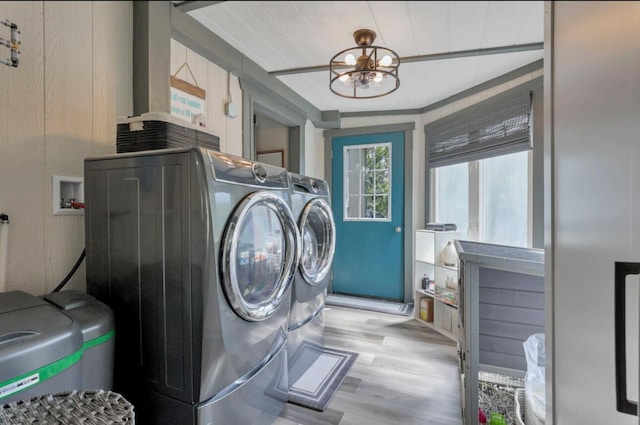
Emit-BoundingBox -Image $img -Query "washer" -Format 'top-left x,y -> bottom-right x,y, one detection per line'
85,147 -> 301,425
286,173 -> 336,367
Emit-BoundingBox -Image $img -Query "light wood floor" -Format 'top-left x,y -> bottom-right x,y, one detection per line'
274,306 -> 464,425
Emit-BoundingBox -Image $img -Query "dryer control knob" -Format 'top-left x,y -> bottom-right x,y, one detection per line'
253,163 -> 268,183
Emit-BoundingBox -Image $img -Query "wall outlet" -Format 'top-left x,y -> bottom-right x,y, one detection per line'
53,175 -> 84,216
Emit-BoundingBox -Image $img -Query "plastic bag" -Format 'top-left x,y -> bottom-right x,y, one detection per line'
523,333 -> 545,425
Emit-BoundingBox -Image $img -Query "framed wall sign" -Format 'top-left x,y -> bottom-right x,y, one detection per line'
170,62 -> 206,125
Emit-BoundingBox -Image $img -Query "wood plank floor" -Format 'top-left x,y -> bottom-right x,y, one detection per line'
274,306 -> 464,425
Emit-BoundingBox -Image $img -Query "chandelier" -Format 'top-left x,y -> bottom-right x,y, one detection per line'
329,29 -> 400,99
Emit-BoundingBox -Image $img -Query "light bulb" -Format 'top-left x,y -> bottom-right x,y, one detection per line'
379,55 -> 392,67
344,53 -> 356,66
339,73 -> 350,83
374,72 -> 383,83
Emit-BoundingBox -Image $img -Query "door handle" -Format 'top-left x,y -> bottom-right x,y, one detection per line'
615,262 -> 640,415
394,227 -> 402,233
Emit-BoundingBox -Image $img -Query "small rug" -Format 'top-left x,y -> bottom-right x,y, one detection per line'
288,342 -> 358,411
325,294 -> 413,317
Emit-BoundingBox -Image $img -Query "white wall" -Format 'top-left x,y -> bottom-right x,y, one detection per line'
170,39 -> 243,156
0,1 -> 132,295
549,2 -> 640,424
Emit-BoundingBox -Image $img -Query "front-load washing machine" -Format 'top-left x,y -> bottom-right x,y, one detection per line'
286,173 -> 336,368
84,147 -> 301,425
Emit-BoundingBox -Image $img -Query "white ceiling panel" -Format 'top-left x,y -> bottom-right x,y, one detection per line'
515,1 -> 546,44
186,1 -> 544,114
407,2 -> 451,55
448,1 -> 491,51
482,1 -> 540,47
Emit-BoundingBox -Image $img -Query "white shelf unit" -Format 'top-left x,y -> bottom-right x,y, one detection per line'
413,229 -> 462,341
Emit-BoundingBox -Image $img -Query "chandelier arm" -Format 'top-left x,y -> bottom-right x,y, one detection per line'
366,47 -> 375,63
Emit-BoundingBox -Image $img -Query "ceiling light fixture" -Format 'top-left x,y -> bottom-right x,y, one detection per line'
329,29 -> 400,99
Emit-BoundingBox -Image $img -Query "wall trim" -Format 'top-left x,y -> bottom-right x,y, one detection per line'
340,59 -> 543,119
323,122 -> 415,139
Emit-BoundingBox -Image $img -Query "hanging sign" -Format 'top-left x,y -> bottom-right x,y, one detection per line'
170,62 -> 206,126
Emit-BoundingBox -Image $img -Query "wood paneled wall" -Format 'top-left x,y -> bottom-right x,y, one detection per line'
0,1 -> 132,295
170,38 -> 242,157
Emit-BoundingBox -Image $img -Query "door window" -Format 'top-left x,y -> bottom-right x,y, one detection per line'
344,143 -> 391,221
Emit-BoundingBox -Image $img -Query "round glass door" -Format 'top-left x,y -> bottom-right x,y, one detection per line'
221,191 -> 301,321
299,198 -> 336,285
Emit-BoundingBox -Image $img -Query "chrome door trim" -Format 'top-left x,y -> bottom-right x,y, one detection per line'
299,198 -> 336,285
221,191 -> 301,321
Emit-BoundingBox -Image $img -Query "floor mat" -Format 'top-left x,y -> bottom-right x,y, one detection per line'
287,342 -> 358,412
325,294 -> 413,317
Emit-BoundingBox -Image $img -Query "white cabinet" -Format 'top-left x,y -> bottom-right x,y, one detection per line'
414,229 -> 462,340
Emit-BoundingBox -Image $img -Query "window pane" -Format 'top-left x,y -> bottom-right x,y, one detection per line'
376,171 -> 389,195
364,195 -> 375,218
347,195 -> 360,219
481,151 -> 527,247
365,147 -> 375,166
375,146 -> 389,169
346,171 -> 361,196
436,162 -> 468,234
374,195 -> 388,218
364,171 -> 375,194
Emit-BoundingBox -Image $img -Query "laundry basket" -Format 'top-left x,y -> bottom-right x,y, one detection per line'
0,390 -> 134,424
514,388 -> 525,425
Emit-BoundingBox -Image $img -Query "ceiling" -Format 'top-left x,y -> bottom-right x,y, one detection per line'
179,1 -> 544,114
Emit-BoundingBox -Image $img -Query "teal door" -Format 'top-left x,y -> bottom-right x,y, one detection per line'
331,131 -> 404,301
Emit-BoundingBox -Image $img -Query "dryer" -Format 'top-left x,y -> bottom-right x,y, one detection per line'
84,147 -> 301,425
286,173 -> 336,367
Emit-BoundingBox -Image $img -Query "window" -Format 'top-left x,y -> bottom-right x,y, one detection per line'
433,151 -> 530,247
480,151 -> 528,246
344,143 -> 391,221
434,162 -> 469,235
426,87 -> 537,248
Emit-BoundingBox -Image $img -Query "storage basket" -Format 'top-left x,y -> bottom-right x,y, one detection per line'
116,112 -> 220,154
0,390 -> 135,424
514,388 -> 525,425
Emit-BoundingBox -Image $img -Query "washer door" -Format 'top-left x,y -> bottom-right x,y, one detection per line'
221,191 -> 301,321
298,198 -> 336,285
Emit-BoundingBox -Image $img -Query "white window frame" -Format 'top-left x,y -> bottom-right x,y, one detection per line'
431,150 -> 533,247
343,142 -> 392,222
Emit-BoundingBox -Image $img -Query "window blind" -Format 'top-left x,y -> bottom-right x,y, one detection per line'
426,90 -> 532,168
